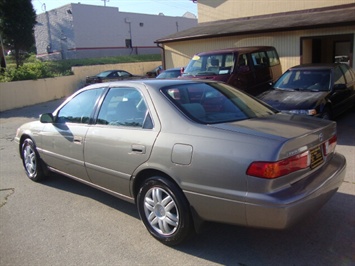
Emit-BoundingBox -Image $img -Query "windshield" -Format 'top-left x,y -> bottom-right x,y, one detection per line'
157,70 -> 181,79
182,53 -> 235,76
161,82 -> 276,124
274,69 -> 331,91
97,71 -> 112,78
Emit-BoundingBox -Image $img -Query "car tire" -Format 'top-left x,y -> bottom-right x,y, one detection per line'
137,176 -> 193,246
21,138 -> 46,182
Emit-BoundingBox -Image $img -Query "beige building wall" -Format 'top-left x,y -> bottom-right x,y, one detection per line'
197,0 -> 355,23
164,26 -> 354,73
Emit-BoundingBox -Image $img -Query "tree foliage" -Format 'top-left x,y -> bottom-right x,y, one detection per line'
0,0 -> 36,68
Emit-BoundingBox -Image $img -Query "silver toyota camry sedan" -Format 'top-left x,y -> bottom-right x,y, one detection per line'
15,79 -> 346,246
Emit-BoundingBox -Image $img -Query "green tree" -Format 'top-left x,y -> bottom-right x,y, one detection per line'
0,0 -> 36,68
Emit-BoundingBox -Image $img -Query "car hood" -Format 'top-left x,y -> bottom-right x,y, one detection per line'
258,89 -> 329,110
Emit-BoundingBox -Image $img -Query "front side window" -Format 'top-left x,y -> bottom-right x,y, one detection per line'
97,87 -> 150,128
334,67 -> 346,85
161,82 -> 275,124
339,64 -> 355,83
237,54 -> 250,72
251,51 -> 268,68
56,88 -> 104,124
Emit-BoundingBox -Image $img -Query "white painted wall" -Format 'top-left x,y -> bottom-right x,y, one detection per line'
34,3 -> 197,60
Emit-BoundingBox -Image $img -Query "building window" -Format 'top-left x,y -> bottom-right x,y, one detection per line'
125,39 -> 132,48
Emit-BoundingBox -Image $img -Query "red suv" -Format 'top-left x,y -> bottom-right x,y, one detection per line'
181,46 -> 282,96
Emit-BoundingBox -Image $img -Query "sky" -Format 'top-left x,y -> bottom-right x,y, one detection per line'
31,0 -> 198,17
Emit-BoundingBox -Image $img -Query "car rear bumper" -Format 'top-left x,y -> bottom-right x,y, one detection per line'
245,152 -> 346,229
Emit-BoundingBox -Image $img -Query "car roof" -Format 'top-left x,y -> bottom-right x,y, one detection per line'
101,69 -> 127,72
85,78 -> 214,90
288,63 -> 345,71
164,68 -> 182,71
195,46 -> 276,56
100,70 -> 128,72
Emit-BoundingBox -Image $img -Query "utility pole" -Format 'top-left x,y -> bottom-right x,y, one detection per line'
102,0 -> 110,6
0,17 -> 6,69
0,33 -> 7,69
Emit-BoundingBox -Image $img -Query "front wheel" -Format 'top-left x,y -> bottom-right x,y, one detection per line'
21,138 -> 45,182
137,177 -> 194,246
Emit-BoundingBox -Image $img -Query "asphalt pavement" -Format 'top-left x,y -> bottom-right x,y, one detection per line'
0,99 -> 354,266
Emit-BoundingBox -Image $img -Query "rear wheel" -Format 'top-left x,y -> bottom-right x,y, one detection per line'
21,138 -> 45,182
137,176 -> 193,246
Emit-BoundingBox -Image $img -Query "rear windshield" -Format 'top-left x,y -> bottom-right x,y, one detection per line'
182,53 -> 235,76
161,82 -> 276,124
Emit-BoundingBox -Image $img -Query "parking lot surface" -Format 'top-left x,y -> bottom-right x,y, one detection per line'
0,99 -> 354,266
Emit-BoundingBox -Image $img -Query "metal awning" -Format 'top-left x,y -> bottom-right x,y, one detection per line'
156,4 -> 355,43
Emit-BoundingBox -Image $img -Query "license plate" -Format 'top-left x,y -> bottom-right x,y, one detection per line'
310,146 -> 324,169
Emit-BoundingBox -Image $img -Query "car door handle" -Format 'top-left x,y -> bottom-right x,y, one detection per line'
73,136 -> 83,144
131,144 -> 146,154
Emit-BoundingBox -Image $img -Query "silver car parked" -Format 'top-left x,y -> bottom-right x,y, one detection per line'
15,79 -> 346,246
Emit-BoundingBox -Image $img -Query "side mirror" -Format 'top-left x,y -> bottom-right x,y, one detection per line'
180,67 -> 185,74
333,84 -> 347,91
40,113 -> 54,123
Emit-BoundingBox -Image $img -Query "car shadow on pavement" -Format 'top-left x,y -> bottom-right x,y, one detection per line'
41,171 -> 354,265
336,105 -> 355,147
0,98 -> 65,119
41,172 -> 140,220
177,191 -> 355,265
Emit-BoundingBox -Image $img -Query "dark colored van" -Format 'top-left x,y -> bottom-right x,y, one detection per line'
181,46 -> 282,96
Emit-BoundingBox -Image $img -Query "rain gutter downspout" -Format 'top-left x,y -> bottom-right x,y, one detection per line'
156,42 -> 165,70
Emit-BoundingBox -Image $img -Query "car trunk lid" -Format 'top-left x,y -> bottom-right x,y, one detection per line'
210,113 -> 337,160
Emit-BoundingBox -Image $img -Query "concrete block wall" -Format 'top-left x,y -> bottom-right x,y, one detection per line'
0,61 -> 161,112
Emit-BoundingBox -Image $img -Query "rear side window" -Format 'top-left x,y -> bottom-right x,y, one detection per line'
267,49 -> 280,66
97,87 -> 149,128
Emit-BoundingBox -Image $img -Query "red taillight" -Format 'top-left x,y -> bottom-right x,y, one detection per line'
247,151 -> 310,179
323,135 -> 337,156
